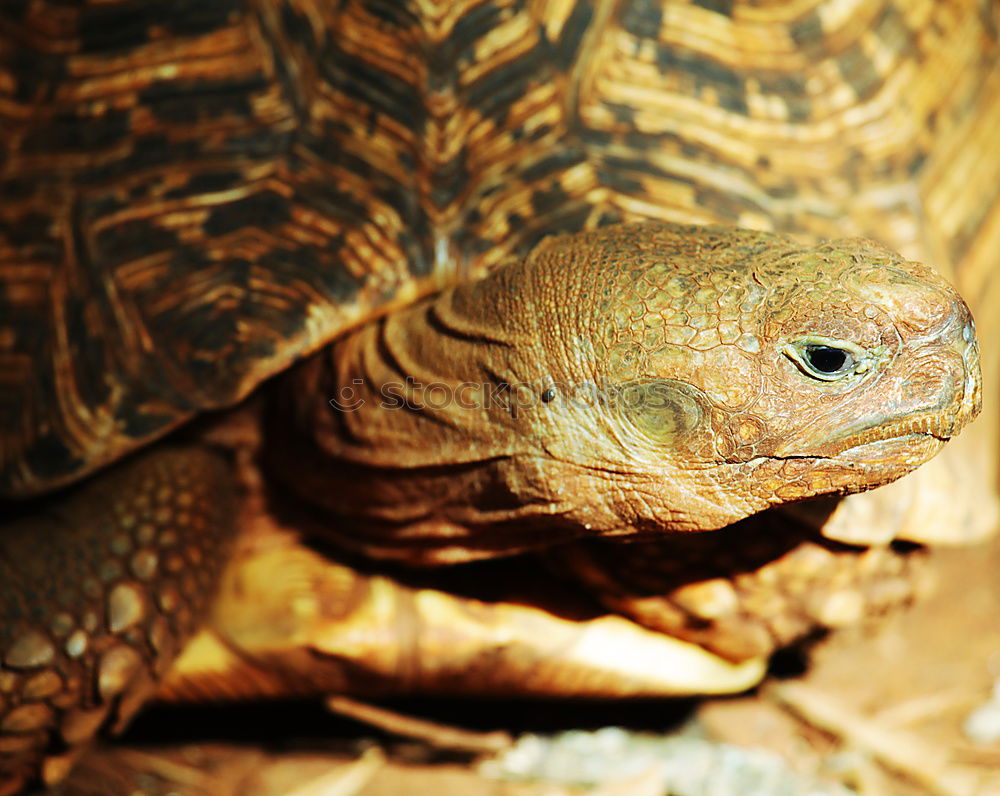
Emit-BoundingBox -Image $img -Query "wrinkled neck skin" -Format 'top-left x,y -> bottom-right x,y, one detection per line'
274,261 -> 680,564
272,223 -> 981,565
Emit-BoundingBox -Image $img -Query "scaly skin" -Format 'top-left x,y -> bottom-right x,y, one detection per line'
0,448 -> 235,794
275,223 -> 980,563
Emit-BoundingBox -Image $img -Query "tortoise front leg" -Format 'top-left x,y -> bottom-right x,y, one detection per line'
157,522 -> 766,704
0,447 -> 236,795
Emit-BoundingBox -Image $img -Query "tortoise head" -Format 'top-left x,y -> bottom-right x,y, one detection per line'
550,223 -> 982,531
278,222 -> 981,561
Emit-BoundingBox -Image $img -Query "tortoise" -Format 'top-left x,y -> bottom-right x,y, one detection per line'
1,0 -> 997,790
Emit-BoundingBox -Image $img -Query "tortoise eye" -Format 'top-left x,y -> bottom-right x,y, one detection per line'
804,345 -> 853,375
784,338 -> 869,382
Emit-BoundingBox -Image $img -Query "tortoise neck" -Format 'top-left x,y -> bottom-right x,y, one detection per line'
317,282 -> 548,467
268,273 -> 611,563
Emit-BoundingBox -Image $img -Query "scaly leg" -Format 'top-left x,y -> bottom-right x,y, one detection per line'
0,447 -> 236,794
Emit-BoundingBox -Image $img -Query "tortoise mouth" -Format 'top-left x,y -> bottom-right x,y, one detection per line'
769,413 -> 954,461
827,371 -> 980,456
832,431 -> 945,470
825,351 -> 980,457
773,375 -> 978,461
825,412 -> 956,456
